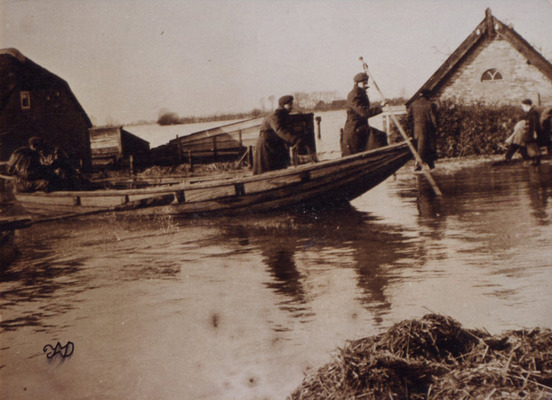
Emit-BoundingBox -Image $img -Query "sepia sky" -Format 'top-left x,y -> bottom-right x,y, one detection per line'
1,0 -> 551,126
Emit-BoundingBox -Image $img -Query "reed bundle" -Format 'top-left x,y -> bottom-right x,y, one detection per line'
287,314 -> 552,400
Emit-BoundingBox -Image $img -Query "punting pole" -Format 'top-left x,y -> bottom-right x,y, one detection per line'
359,56 -> 442,196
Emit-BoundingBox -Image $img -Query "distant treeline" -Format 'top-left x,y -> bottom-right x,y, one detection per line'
157,110 -> 265,126
157,96 -> 409,126
390,100 -> 523,158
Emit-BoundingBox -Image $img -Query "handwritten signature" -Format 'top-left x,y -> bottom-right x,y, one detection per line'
43,341 -> 74,360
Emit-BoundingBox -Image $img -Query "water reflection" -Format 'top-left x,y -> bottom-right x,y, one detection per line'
223,205 -> 417,327
0,215 -> 185,333
527,165 -> 552,225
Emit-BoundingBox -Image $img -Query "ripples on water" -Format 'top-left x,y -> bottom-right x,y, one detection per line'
1,159 -> 552,399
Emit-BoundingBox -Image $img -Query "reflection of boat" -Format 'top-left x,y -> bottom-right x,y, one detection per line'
0,230 -> 16,266
0,217 -> 31,267
13,142 -> 412,218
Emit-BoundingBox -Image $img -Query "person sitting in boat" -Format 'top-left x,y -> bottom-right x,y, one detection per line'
7,138 -> 57,193
253,95 -> 304,175
341,72 -> 386,156
29,136 -> 84,190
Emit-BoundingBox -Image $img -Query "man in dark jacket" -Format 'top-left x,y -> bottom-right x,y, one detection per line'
29,136 -> 84,190
520,99 -> 541,166
7,138 -> 55,192
407,90 -> 439,169
539,106 -> 552,156
341,72 -> 384,156
253,95 -> 303,175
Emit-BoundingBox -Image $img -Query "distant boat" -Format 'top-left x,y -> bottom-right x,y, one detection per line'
13,142 -> 412,219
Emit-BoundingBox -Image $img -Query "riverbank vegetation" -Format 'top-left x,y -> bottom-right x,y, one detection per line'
287,314 -> 552,400
391,101 -> 523,158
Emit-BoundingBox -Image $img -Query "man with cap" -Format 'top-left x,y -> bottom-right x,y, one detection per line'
29,136 -> 83,189
520,98 -> 541,166
406,89 -> 439,170
341,72 -> 384,156
7,137 -> 56,192
253,95 -> 303,174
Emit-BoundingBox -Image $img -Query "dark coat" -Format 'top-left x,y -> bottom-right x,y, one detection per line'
341,85 -> 383,156
539,107 -> 552,146
253,107 -> 301,175
407,97 -> 438,167
7,146 -> 53,192
522,106 -> 541,145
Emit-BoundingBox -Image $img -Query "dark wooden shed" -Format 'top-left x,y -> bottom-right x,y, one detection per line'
0,48 -> 93,170
89,126 -> 150,170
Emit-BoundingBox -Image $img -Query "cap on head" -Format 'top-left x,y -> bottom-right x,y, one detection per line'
354,72 -> 369,83
521,99 -> 532,106
28,136 -> 44,149
278,95 -> 294,107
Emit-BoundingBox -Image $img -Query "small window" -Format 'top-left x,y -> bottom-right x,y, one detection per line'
20,91 -> 31,109
481,68 -> 503,81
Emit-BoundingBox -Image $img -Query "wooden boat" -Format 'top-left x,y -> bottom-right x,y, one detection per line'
13,142 -> 412,219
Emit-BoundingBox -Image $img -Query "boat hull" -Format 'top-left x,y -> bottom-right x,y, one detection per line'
14,142 -> 412,218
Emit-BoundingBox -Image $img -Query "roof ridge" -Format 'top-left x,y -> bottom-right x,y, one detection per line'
0,48 -> 26,62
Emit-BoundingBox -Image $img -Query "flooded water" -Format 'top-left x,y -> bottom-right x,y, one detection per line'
1,158 -> 552,400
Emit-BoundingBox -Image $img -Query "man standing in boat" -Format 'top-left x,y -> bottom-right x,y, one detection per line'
253,95 -> 303,175
406,89 -> 439,170
341,72 -> 385,156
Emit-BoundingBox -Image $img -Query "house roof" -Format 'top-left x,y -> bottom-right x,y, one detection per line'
0,47 -> 91,127
406,8 -> 552,105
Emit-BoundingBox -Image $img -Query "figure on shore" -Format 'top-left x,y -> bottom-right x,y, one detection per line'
504,120 -> 530,162
538,106 -> 552,156
522,99 -> 542,166
406,89 -> 439,170
341,72 -> 385,156
7,138 -> 56,192
505,99 -> 541,166
253,95 -> 303,175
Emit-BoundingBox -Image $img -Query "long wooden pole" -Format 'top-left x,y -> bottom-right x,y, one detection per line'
359,57 -> 442,196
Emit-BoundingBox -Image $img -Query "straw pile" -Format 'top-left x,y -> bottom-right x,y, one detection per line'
287,314 -> 552,400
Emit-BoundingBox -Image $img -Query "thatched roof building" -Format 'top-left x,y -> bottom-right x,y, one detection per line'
0,48 -> 92,169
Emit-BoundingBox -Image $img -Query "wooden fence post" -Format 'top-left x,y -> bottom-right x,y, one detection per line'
315,116 -> 322,139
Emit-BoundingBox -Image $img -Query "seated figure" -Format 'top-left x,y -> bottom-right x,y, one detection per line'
7,143 -> 54,192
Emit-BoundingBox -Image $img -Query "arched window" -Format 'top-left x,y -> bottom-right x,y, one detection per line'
481,68 -> 503,81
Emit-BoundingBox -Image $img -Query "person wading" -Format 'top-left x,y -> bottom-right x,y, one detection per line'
521,99 -> 541,166
406,89 -> 439,170
253,95 -> 303,175
341,72 -> 384,156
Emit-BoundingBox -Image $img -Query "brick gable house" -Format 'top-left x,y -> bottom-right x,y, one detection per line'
408,8 -> 552,106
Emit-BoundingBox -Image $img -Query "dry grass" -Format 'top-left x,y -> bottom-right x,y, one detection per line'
287,314 -> 552,400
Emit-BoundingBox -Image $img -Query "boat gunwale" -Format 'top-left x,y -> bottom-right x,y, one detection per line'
14,142 -> 411,199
